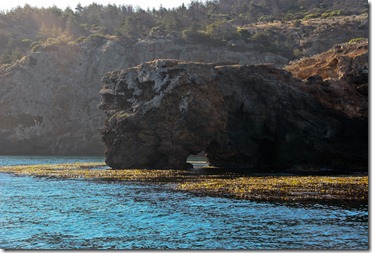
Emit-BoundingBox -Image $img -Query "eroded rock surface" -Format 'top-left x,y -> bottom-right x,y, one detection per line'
100,60 -> 367,172
0,37 -> 288,155
286,40 -> 368,118
0,24 -> 367,155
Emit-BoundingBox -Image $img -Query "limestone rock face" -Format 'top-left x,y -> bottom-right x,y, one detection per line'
100,60 -> 367,172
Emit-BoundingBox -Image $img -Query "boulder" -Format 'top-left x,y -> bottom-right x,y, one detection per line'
100,60 -> 367,172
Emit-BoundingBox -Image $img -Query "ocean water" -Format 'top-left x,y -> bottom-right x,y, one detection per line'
0,156 -> 368,250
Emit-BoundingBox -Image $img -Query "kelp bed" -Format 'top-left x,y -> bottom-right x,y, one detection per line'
0,162 -> 367,202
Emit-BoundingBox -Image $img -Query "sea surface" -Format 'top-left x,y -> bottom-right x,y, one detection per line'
0,156 -> 368,250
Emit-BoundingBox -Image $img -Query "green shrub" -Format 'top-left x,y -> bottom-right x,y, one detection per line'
251,31 -> 267,42
293,48 -> 303,58
30,41 -> 42,51
73,36 -> 87,44
182,28 -> 226,46
21,39 -> 33,47
258,15 -> 275,22
303,13 -> 320,20
293,20 -> 301,27
283,11 -> 305,21
4,47 -> 23,63
182,28 -> 208,42
46,37 -> 59,45
238,28 -> 252,42
348,38 -> 366,44
321,10 -> 344,19
85,34 -> 108,46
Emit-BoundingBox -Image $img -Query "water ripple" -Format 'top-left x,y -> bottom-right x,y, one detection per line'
0,157 -> 368,250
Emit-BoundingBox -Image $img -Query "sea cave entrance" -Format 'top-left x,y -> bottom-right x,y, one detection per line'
186,151 -> 208,168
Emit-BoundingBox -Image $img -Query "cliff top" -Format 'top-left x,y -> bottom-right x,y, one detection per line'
286,39 -> 368,80
285,40 -> 368,118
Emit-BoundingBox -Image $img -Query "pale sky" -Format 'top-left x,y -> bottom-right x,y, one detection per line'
0,0 -> 197,11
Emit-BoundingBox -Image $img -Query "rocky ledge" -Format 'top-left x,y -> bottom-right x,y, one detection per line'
286,40 -> 368,118
100,59 -> 367,173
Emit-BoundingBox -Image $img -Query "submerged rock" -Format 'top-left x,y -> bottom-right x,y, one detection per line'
100,60 -> 367,172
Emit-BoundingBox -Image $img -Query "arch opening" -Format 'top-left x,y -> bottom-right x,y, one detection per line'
187,151 -> 208,168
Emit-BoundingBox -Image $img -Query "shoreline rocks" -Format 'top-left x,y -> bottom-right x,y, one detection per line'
100,60 -> 367,172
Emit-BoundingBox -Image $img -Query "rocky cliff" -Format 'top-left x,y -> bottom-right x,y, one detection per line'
286,40 -> 368,118
0,37 -> 129,155
0,24 -> 368,156
100,60 -> 367,172
0,37 -> 287,155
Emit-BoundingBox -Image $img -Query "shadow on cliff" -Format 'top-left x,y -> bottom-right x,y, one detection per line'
99,58 -> 367,174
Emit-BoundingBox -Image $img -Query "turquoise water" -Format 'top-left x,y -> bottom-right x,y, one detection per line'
0,156 -> 368,250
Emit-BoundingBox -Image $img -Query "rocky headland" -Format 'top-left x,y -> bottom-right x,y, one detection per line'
100,57 -> 367,173
0,11 -> 367,156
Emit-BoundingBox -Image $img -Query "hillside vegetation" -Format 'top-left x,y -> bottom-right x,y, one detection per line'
0,0 -> 368,65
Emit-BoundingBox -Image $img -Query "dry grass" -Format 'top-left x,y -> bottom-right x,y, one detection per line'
0,163 -> 368,202
242,14 -> 367,30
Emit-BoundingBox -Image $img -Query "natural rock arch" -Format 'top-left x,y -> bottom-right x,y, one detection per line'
100,60 -> 367,172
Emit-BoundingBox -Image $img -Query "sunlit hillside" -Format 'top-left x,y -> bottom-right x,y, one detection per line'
0,0 -> 368,65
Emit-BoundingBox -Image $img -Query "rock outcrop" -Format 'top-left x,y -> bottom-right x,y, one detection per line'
286,40 -> 368,118
100,60 -> 367,172
0,37 -> 288,155
0,18 -> 367,156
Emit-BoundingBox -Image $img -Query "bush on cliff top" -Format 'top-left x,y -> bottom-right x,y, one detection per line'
0,0 -> 367,65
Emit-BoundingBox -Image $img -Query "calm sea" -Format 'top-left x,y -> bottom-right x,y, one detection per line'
0,156 -> 368,249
